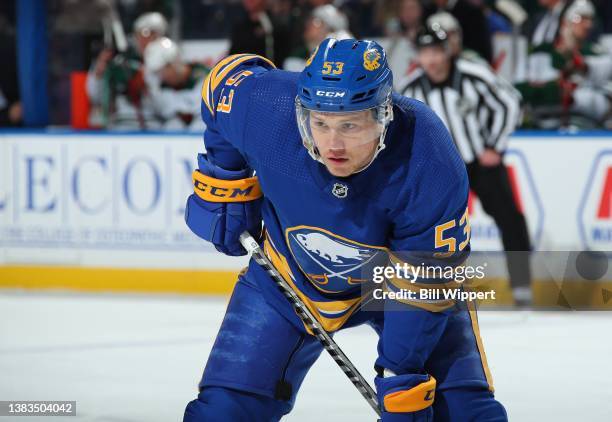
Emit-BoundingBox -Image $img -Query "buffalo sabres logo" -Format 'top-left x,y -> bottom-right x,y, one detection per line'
332,183 -> 348,198
363,48 -> 381,71
286,226 -> 387,294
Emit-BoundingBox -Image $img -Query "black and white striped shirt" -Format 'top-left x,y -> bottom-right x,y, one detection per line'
399,59 -> 521,164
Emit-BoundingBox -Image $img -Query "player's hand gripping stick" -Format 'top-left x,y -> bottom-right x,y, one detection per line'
239,231 -> 382,419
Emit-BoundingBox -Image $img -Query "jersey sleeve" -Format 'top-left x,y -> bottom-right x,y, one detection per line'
200,54 -> 276,170
374,103 -> 472,377
386,102 -> 471,312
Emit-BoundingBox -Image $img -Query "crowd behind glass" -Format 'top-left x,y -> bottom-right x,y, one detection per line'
0,0 -> 611,130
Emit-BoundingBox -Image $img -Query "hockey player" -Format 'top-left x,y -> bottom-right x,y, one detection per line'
86,12 -> 168,129
143,37 -> 210,131
283,5 -> 353,71
184,39 -> 507,421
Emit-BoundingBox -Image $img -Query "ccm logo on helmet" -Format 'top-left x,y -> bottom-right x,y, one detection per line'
315,90 -> 346,98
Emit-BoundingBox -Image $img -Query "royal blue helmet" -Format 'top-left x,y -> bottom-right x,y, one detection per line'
297,38 -> 393,112
296,38 -> 394,170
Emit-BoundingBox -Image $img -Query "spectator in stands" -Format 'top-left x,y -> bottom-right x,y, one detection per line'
0,85 -> 21,127
86,12 -> 168,129
228,0 -> 291,67
385,0 -> 424,83
283,4 -> 352,70
143,37 -> 209,131
424,0 -> 493,62
516,0 -> 612,128
525,0 -> 571,47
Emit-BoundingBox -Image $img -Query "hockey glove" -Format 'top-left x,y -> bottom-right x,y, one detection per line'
185,153 -> 262,256
375,371 -> 436,421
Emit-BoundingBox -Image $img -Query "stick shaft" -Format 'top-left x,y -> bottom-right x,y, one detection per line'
239,232 -> 381,416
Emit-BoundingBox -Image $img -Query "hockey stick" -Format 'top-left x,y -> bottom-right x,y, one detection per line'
99,0 -> 128,52
239,231 -> 381,418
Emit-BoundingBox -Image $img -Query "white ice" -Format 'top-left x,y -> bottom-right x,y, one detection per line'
0,290 -> 611,422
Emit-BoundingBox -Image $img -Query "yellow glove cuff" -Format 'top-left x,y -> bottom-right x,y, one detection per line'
192,171 -> 262,203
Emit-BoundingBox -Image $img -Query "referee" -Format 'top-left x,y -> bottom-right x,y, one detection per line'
399,26 -> 532,306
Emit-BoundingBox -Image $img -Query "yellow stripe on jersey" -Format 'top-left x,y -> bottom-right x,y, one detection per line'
383,281 -> 457,312
467,300 -> 495,392
201,55 -> 245,115
388,252 -> 469,277
201,54 -> 276,116
387,275 -> 460,296
263,233 -> 363,333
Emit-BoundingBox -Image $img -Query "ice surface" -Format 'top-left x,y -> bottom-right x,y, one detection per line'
0,291 -> 610,421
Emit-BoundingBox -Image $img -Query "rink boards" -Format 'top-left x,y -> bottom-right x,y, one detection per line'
1,130 -> 611,307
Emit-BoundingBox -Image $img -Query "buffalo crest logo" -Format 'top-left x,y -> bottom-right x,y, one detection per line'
363,49 -> 381,71
286,226 -> 388,294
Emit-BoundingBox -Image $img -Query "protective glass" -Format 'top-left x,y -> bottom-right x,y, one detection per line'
295,98 -> 393,152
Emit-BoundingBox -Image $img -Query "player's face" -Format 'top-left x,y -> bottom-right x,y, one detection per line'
571,16 -> 593,41
309,110 -> 380,177
304,17 -> 329,50
400,0 -> 422,28
135,30 -> 159,55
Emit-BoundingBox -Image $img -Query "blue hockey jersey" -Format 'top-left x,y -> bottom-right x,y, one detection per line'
197,54 -> 471,333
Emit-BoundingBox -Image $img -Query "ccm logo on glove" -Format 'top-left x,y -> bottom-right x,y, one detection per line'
192,171 -> 262,203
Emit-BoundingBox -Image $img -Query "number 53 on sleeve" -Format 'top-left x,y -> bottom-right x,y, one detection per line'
435,207 -> 470,253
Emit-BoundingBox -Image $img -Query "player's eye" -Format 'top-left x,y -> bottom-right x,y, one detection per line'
312,120 -> 328,129
341,122 -> 358,131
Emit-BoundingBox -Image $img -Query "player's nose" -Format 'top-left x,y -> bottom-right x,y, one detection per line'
329,131 -> 346,151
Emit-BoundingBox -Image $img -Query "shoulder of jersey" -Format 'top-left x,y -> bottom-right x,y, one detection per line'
392,91 -> 429,117
201,53 -> 276,116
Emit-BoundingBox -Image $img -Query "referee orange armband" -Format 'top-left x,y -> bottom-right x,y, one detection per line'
192,171 -> 263,203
